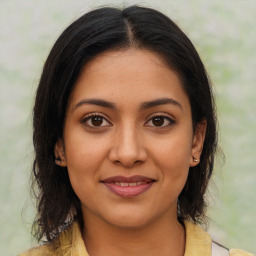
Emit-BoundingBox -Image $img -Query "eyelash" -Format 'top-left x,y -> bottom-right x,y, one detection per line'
81,113 -> 175,129
144,114 -> 175,128
81,113 -> 112,128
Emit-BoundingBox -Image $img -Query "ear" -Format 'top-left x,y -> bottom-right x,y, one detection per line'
190,119 -> 207,167
54,139 -> 67,167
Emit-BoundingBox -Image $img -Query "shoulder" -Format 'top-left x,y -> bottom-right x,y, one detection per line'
18,225 -> 66,256
229,249 -> 255,256
211,242 -> 255,256
18,239 -> 61,256
183,221 -> 254,256
18,221 -> 88,256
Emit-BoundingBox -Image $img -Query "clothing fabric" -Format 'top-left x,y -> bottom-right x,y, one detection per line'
19,221 -> 254,256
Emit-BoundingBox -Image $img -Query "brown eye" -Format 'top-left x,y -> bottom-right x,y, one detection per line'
145,115 -> 175,128
82,114 -> 111,128
152,116 -> 164,126
91,116 -> 103,126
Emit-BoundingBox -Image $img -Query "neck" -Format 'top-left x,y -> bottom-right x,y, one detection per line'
82,211 -> 185,256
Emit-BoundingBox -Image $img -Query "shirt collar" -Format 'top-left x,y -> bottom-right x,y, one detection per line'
60,220 -> 211,256
184,220 -> 212,256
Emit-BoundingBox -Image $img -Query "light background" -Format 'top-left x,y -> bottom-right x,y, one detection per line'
0,0 -> 255,255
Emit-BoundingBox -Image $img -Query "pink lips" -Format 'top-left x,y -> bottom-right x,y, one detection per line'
101,175 -> 155,197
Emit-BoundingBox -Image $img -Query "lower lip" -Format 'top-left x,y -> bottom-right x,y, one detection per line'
103,182 -> 153,197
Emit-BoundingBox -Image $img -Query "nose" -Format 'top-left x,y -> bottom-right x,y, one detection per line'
108,124 -> 147,168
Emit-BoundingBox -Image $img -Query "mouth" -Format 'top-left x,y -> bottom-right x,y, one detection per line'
101,175 -> 156,197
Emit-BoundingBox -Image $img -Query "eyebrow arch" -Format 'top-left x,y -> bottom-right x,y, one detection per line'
72,99 -> 117,111
140,98 -> 183,110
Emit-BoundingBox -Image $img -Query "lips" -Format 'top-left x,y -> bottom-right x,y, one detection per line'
101,175 -> 155,197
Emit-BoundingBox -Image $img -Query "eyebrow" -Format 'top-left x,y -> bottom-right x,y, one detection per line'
140,98 -> 183,110
72,99 -> 117,111
72,97 -> 182,111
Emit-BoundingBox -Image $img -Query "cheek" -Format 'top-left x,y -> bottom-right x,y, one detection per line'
150,132 -> 193,168
148,132 -> 192,193
160,147 -> 190,187
63,130 -> 109,192
64,141 -> 104,207
64,126 -> 107,167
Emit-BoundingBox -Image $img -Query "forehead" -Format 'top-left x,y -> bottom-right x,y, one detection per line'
68,48 -> 190,112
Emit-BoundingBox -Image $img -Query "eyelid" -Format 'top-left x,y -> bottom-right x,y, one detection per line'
148,112 -> 175,119
144,112 -> 176,127
81,112 -> 112,127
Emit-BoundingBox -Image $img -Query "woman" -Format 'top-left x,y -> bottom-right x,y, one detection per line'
20,5 -> 253,256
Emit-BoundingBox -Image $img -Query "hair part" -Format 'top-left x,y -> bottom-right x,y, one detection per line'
32,5 -> 217,242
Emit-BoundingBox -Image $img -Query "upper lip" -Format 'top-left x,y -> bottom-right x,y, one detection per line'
101,175 -> 155,183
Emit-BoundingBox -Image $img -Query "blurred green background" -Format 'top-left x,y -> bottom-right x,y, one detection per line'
0,0 -> 255,255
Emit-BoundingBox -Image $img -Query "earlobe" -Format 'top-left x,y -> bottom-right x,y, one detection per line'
190,120 -> 207,167
54,139 -> 67,167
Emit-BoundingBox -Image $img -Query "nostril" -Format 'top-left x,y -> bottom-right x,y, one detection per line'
113,159 -> 142,167
134,160 -> 144,165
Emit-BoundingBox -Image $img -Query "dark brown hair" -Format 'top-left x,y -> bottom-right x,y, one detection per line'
32,5 -> 217,242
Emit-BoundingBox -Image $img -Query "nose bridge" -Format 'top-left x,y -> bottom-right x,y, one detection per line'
119,122 -> 139,152
109,121 -> 147,167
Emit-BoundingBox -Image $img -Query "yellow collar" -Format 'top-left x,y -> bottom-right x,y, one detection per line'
59,221 -> 89,255
59,220 -> 212,256
183,220 -> 212,256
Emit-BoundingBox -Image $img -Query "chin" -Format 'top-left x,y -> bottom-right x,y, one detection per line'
102,208 -> 157,230
108,217 -> 150,230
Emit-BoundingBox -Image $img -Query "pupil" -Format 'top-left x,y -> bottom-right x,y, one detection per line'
152,117 -> 164,126
92,116 -> 103,126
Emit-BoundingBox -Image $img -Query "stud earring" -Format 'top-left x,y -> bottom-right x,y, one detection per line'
193,156 -> 198,162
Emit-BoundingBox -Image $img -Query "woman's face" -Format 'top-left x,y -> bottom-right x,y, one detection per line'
55,49 -> 205,229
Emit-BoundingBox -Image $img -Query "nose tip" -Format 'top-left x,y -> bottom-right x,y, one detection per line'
108,132 -> 147,168
112,150 -> 146,168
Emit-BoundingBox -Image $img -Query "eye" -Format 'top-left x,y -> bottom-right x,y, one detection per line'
145,115 -> 175,127
81,114 -> 111,128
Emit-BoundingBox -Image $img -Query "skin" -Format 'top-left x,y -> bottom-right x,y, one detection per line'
55,48 -> 206,256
